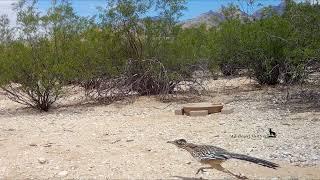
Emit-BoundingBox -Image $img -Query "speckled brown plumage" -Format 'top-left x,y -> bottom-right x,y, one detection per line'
168,139 -> 279,179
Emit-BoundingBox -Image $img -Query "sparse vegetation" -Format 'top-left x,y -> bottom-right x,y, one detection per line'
208,1 -> 320,85
0,0 -> 319,111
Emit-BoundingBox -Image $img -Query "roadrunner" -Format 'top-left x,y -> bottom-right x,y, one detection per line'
167,139 -> 279,179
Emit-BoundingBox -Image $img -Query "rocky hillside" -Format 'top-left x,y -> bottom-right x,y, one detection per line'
181,2 -> 286,28
253,2 -> 286,19
182,10 -> 226,28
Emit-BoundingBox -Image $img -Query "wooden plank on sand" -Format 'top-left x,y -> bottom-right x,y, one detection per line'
183,103 -> 223,116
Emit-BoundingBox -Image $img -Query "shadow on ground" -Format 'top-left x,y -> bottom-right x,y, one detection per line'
172,176 -> 208,180
276,88 -> 320,113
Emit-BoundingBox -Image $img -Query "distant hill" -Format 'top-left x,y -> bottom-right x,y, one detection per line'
181,10 -> 226,28
252,2 -> 286,19
181,2 -> 286,28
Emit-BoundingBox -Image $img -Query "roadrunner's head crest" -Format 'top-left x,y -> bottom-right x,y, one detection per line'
167,139 -> 187,147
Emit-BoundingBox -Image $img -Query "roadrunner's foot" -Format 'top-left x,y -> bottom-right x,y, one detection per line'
235,174 -> 248,180
196,168 -> 206,175
195,167 -> 213,175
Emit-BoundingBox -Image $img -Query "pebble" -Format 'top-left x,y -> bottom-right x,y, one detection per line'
57,171 -> 68,177
88,166 -> 94,171
38,158 -> 48,164
43,143 -> 53,147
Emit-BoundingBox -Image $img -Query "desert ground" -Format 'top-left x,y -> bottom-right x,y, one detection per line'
0,77 -> 319,179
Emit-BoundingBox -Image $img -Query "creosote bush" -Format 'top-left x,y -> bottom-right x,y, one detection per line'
0,0 -> 87,111
208,1 -> 320,85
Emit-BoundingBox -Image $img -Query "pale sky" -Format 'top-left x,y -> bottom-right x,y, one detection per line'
0,0 -> 17,25
0,0 -> 282,25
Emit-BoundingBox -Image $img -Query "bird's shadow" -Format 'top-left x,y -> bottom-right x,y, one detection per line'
172,176 -> 208,180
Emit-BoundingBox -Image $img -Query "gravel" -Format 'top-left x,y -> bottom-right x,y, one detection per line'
0,77 -> 319,179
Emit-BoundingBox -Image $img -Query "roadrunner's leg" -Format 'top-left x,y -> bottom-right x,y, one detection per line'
195,167 -> 213,175
211,163 -> 248,179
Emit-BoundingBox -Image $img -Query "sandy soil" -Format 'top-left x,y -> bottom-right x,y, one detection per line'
0,77 -> 319,179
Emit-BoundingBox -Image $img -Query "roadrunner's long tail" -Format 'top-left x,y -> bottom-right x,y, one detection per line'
229,153 -> 279,169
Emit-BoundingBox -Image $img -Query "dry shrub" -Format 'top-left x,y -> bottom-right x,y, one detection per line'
84,59 -> 206,103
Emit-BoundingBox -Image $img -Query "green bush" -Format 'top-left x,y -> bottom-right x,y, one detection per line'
207,1 -> 320,85
243,16 -> 292,85
283,1 -> 320,84
1,0 -> 319,111
0,0 -> 86,111
0,41 -> 67,111
209,20 -> 244,76
94,0 -> 201,96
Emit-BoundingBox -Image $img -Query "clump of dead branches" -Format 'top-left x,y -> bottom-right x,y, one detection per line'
84,59 -> 206,103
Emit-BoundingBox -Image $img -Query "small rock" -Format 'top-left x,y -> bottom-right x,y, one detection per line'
43,143 -> 53,147
111,139 -> 121,144
88,166 -> 94,171
38,158 -> 48,164
57,171 -> 68,177
281,123 -> 291,126
29,143 -> 37,147
126,139 -> 134,142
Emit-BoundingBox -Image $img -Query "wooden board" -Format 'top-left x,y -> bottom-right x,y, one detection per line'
189,110 -> 209,117
183,103 -> 223,115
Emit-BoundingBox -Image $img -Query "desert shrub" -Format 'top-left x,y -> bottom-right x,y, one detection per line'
0,0 -> 86,111
207,4 -> 251,77
167,25 -> 210,72
90,0 -> 204,98
208,1 -> 320,85
242,16 -> 292,85
0,15 -> 13,44
282,1 -> 320,84
0,41 -> 66,111
211,10 -> 292,84
209,19 -> 244,76
69,26 -> 123,92
2,0 -> 319,111
247,1 -> 320,85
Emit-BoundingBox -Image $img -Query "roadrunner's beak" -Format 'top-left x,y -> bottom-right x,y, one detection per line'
167,141 -> 174,144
